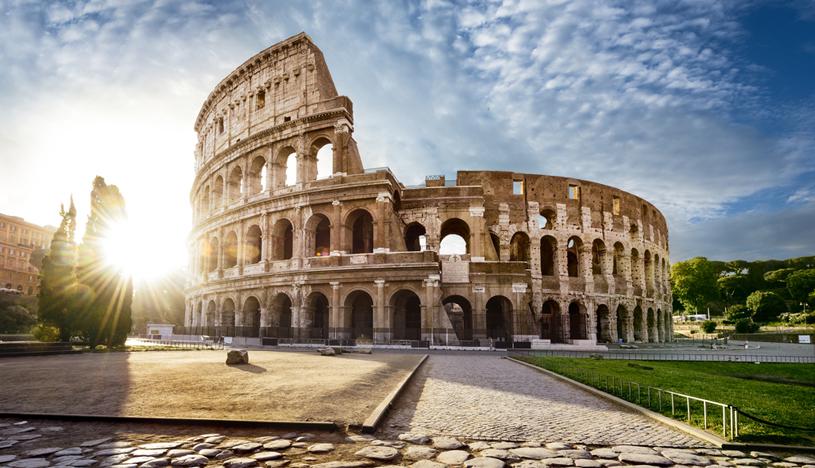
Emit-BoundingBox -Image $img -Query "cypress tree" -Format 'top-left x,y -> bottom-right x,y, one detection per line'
76,176 -> 133,347
38,199 -> 79,341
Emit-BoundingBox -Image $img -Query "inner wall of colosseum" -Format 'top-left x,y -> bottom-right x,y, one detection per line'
184,33 -> 673,348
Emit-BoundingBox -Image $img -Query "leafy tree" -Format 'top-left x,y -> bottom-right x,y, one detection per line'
671,257 -> 719,313
764,268 -> 795,286
786,269 -> 815,305
0,293 -> 37,333
701,320 -> 717,333
38,200 -> 80,341
725,304 -> 751,321
76,177 -> 133,347
746,291 -> 787,323
734,318 -> 760,333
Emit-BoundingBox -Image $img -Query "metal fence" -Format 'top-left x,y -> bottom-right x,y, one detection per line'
512,349 -> 815,363
128,337 -> 224,350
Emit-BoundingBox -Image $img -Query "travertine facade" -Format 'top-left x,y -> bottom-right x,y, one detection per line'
184,33 -> 672,347
0,212 -> 54,296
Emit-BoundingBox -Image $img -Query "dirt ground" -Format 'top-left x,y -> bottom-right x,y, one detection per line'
0,350 -> 421,425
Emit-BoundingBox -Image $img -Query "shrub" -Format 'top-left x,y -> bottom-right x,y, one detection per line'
746,291 -> 787,323
701,320 -> 717,333
734,318 -> 760,334
31,324 -> 61,342
806,312 -> 815,325
726,304 -> 751,321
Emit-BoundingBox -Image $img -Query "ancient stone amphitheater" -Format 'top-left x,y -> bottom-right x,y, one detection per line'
183,33 -> 673,348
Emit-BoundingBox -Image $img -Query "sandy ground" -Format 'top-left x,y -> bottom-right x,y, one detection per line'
0,350 -> 421,425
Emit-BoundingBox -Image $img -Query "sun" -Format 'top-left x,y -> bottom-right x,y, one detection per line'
101,219 -> 182,281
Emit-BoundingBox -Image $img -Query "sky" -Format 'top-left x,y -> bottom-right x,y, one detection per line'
0,0 -> 813,273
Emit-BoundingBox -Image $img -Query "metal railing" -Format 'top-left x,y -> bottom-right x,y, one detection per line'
127,337 -> 223,350
513,349 -> 815,363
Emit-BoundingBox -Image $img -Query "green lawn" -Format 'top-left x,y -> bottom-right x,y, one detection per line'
516,356 -> 815,446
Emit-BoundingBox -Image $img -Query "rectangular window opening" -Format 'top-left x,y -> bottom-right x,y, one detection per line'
612,196 -> 621,216
568,184 -> 580,200
513,180 -> 524,195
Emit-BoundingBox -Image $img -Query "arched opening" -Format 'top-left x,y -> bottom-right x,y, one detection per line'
304,292 -> 329,339
201,187 -> 210,215
509,232 -> 530,262
569,301 -> 587,340
272,219 -> 293,260
206,300 -> 216,327
613,242 -> 624,276
212,175 -> 224,209
644,250 -> 653,291
489,232 -> 500,260
596,305 -> 611,343
346,209 -> 374,254
284,151 -> 297,186
207,237 -> 219,272
591,239 -> 606,275
306,214 -> 331,257
486,296 -> 512,344
391,290 -> 422,341
228,166 -> 243,203
631,248 -> 642,287
221,298 -> 236,328
404,222 -> 427,252
657,309 -> 664,342
647,307 -> 656,343
269,293 -> 293,338
223,231 -> 238,268
538,208 -> 556,230
243,296 -> 261,336
615,304 -> 628,343
345,290 -> 374,341
313,138 -> 333,180
442,295 -> 473,341
566,236 -> 582,277
245,225 -> 262,264
540,236 -> 557,276
248,156 -> 267,194
540,300 -> 562,342
633,305 -> 644,342
440,218 -> 470,255
256,89 -> 266,109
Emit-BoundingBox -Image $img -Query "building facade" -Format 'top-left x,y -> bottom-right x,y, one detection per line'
0,213 -> 55,296
184,33 -> 673,347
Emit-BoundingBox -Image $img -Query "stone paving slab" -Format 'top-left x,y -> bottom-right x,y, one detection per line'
383,355 -> 703,446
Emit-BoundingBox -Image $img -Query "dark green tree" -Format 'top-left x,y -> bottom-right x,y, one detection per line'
37,200 -> 79,341
786,269 -> 815,305
671,257 -> 720,313
746,290 -> 787,323
76,177 -> 133,347
725,304 -> 751,321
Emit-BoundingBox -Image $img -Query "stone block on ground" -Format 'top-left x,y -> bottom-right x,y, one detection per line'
227,349 -> 249,364
355,446 -> 399,461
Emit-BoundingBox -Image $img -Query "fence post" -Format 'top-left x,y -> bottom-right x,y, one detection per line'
722,405 -> 727,438
686,396 -> 691,423
703,401 -> 707,429
671,393 -> 675,416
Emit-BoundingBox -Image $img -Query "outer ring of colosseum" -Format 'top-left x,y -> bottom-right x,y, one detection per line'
183,33 -> 673,348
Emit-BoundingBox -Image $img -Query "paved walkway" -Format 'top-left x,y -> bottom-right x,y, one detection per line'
383,355 -> 704,446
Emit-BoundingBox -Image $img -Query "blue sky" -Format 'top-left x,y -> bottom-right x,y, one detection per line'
0,0 -> 813,268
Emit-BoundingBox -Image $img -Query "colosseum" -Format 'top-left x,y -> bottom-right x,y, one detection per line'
183,33 -> 673,348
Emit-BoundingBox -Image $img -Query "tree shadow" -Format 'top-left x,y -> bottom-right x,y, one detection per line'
227,363 -> 267,373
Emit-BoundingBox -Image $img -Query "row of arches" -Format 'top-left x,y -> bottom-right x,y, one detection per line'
196,139 -> 334,218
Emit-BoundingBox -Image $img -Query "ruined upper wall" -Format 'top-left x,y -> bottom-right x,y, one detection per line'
194,33 -> 349,164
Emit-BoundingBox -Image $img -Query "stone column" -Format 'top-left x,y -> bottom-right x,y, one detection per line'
472,286 -> 486,342
580,244 -> 593,293
375,193 -> 389,253
374,279 -> 387,342
331,200 -> 343,255
237,221 -> 245,275
423,277 -> 439,344
609,308 -> 618,343
184,302 -> 191,327
469,205 -> 485,261
330,281 -> 341,340
626,306 -> 635,343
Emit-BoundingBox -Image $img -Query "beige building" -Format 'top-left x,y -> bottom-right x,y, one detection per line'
0,213 -> 55,296
184,33 -> 673,348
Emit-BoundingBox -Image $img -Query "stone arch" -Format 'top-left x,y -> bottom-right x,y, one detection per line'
276,146 -> 297,187
248,154 -> 267,195
595,304 -> 611,343
221,298 -> 236,328
539,207 -> 556,229
540,235 -> 557,276
404,222 -> 427,252
206,300 -> 217,326
305,213 -> 331,257
591,239 -> 606,275
488,232 -> 500,260
509,231 -> 530,262
345,209 -> 374,254
442,295 -> 473,341
212,175 -> 224,208
540,299 -> 562,342
613,242 -> 625,275
631,248 -> 642,288
245,224 -> 262,264
486,295 -> 513,343
391,289 -> 422,341
272,218 -> 294,260
223,231 -> 238,268
633,305 -> 644,342
657,308 -> 665,342
269,292 -> 293,337
616,304 -> 629,343
243,296 -> 261,333
228,165 -> 243,203
344,290 -> 374,340
566,236 -> 583,277
568,301 -> 588,340
304,292 -> 329,339
207,237 -> 219,272
201,186 -> 210,215
647,307 -> 656,343
644,250 -> 654,291
311,136 -> 334,180
440,218 -> 470,255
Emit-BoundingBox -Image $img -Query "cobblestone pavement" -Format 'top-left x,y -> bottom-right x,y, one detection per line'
2,418 -> 814,468
383,355 -> 703,446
